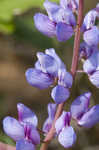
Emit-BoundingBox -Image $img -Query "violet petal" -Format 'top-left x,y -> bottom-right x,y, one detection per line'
78,105 -> 99,128
25,68 -> 53,89
51,85 -> 70,104
56,22 -> 74,42
3,117 -> 24,141
16,139 -> 35,150
17,103 -> 38,127
58,126 -> 76,148
34,13 -> 56,37
71,92 -> 91,120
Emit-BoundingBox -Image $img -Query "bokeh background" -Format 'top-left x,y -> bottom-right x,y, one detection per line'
0,0 -> 99,150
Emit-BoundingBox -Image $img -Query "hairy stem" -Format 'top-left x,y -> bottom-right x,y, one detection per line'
40,1 -> 84,150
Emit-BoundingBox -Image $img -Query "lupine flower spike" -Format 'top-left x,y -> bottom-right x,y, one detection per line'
3,103 -> 40,150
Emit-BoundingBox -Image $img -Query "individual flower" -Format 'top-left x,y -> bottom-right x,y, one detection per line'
34,0 -> 76,42
83,50 -> 99,88
79,42 -> 98,60
82,4 -> 99,46
3,103 -> 40,150
55,111 -> 76,148
51,68 -> 73,104
42,103 -> 57,134
25,48 -> 73,104
71,92 -> 99,128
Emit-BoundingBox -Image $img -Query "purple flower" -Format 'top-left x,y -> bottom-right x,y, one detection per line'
3,103 -> 40,150
55,111 -> 76,148
71,92 -> 99,128
42,103 -> 57,134
79,42 -> 98,60
34,0 -> 76,42
83,50 -> 99,88
25,48 -> 73,104
82,4 -> 99,46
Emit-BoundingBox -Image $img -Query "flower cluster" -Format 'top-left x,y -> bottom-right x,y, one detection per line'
25,48 -> 73,104
34,0 -> 99,45
42,92 -> 99,148
3,103 -> 40,150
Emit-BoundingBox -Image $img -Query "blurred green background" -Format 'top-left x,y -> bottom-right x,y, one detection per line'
0,0 -> 99,150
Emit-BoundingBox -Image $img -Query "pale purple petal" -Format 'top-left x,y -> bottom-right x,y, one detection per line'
55,111 -> 71,134
17,103 -> 38,127
30,128 -> 40,145
16,139 -> 35,150
83,26 -> 99,46
3,117 -> 24,141
35,61 -> 41,70
47,103 -> 57,119
83,10 -> 98,30
25,68 -> 53,89
52,7 -> 76,26
45,48 -> 66,70
58,69 -> 73,88
71,92 -> 91,120
89,71 -> 99,88
60,0 -> 79,13
56,22 -> 74,42
78,105 -> 99,128
58,126 -> 76,148
43,0 -> 59,20
42,117 -> 53,133
37,52 -> 58,76
51,85 -> 70,104
34,13 -> 56,37
83,51 -> 99,74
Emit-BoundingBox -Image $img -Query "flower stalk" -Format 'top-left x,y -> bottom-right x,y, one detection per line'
40,0 -> 84,150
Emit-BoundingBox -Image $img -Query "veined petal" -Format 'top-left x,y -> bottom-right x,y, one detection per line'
56,22 -> 74,42
45,48 -> 66,70
58,126 -> 76,148
83,26 -> 99,46
55,111 -> 71,134
30,128 -> 40,145
42,117 -> 53,133
16,139 -> 35,150
52,7 -> 76,26
71,92 -> 91,120
17,103 -> 38,127
83,9 -> 98,30
51,85 -> 70,104
25,68 -> 53,89
47,103 -> 57,119
78,105 -> 99,128
58,69 -> 73,88
89,71 -> 99,88
3,117 -> 24,141
43,0 -> 59,20
34,13 -> 56,37
37,52 -> 58,76
60,0 -> 79,12
83,51 -> 99,74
